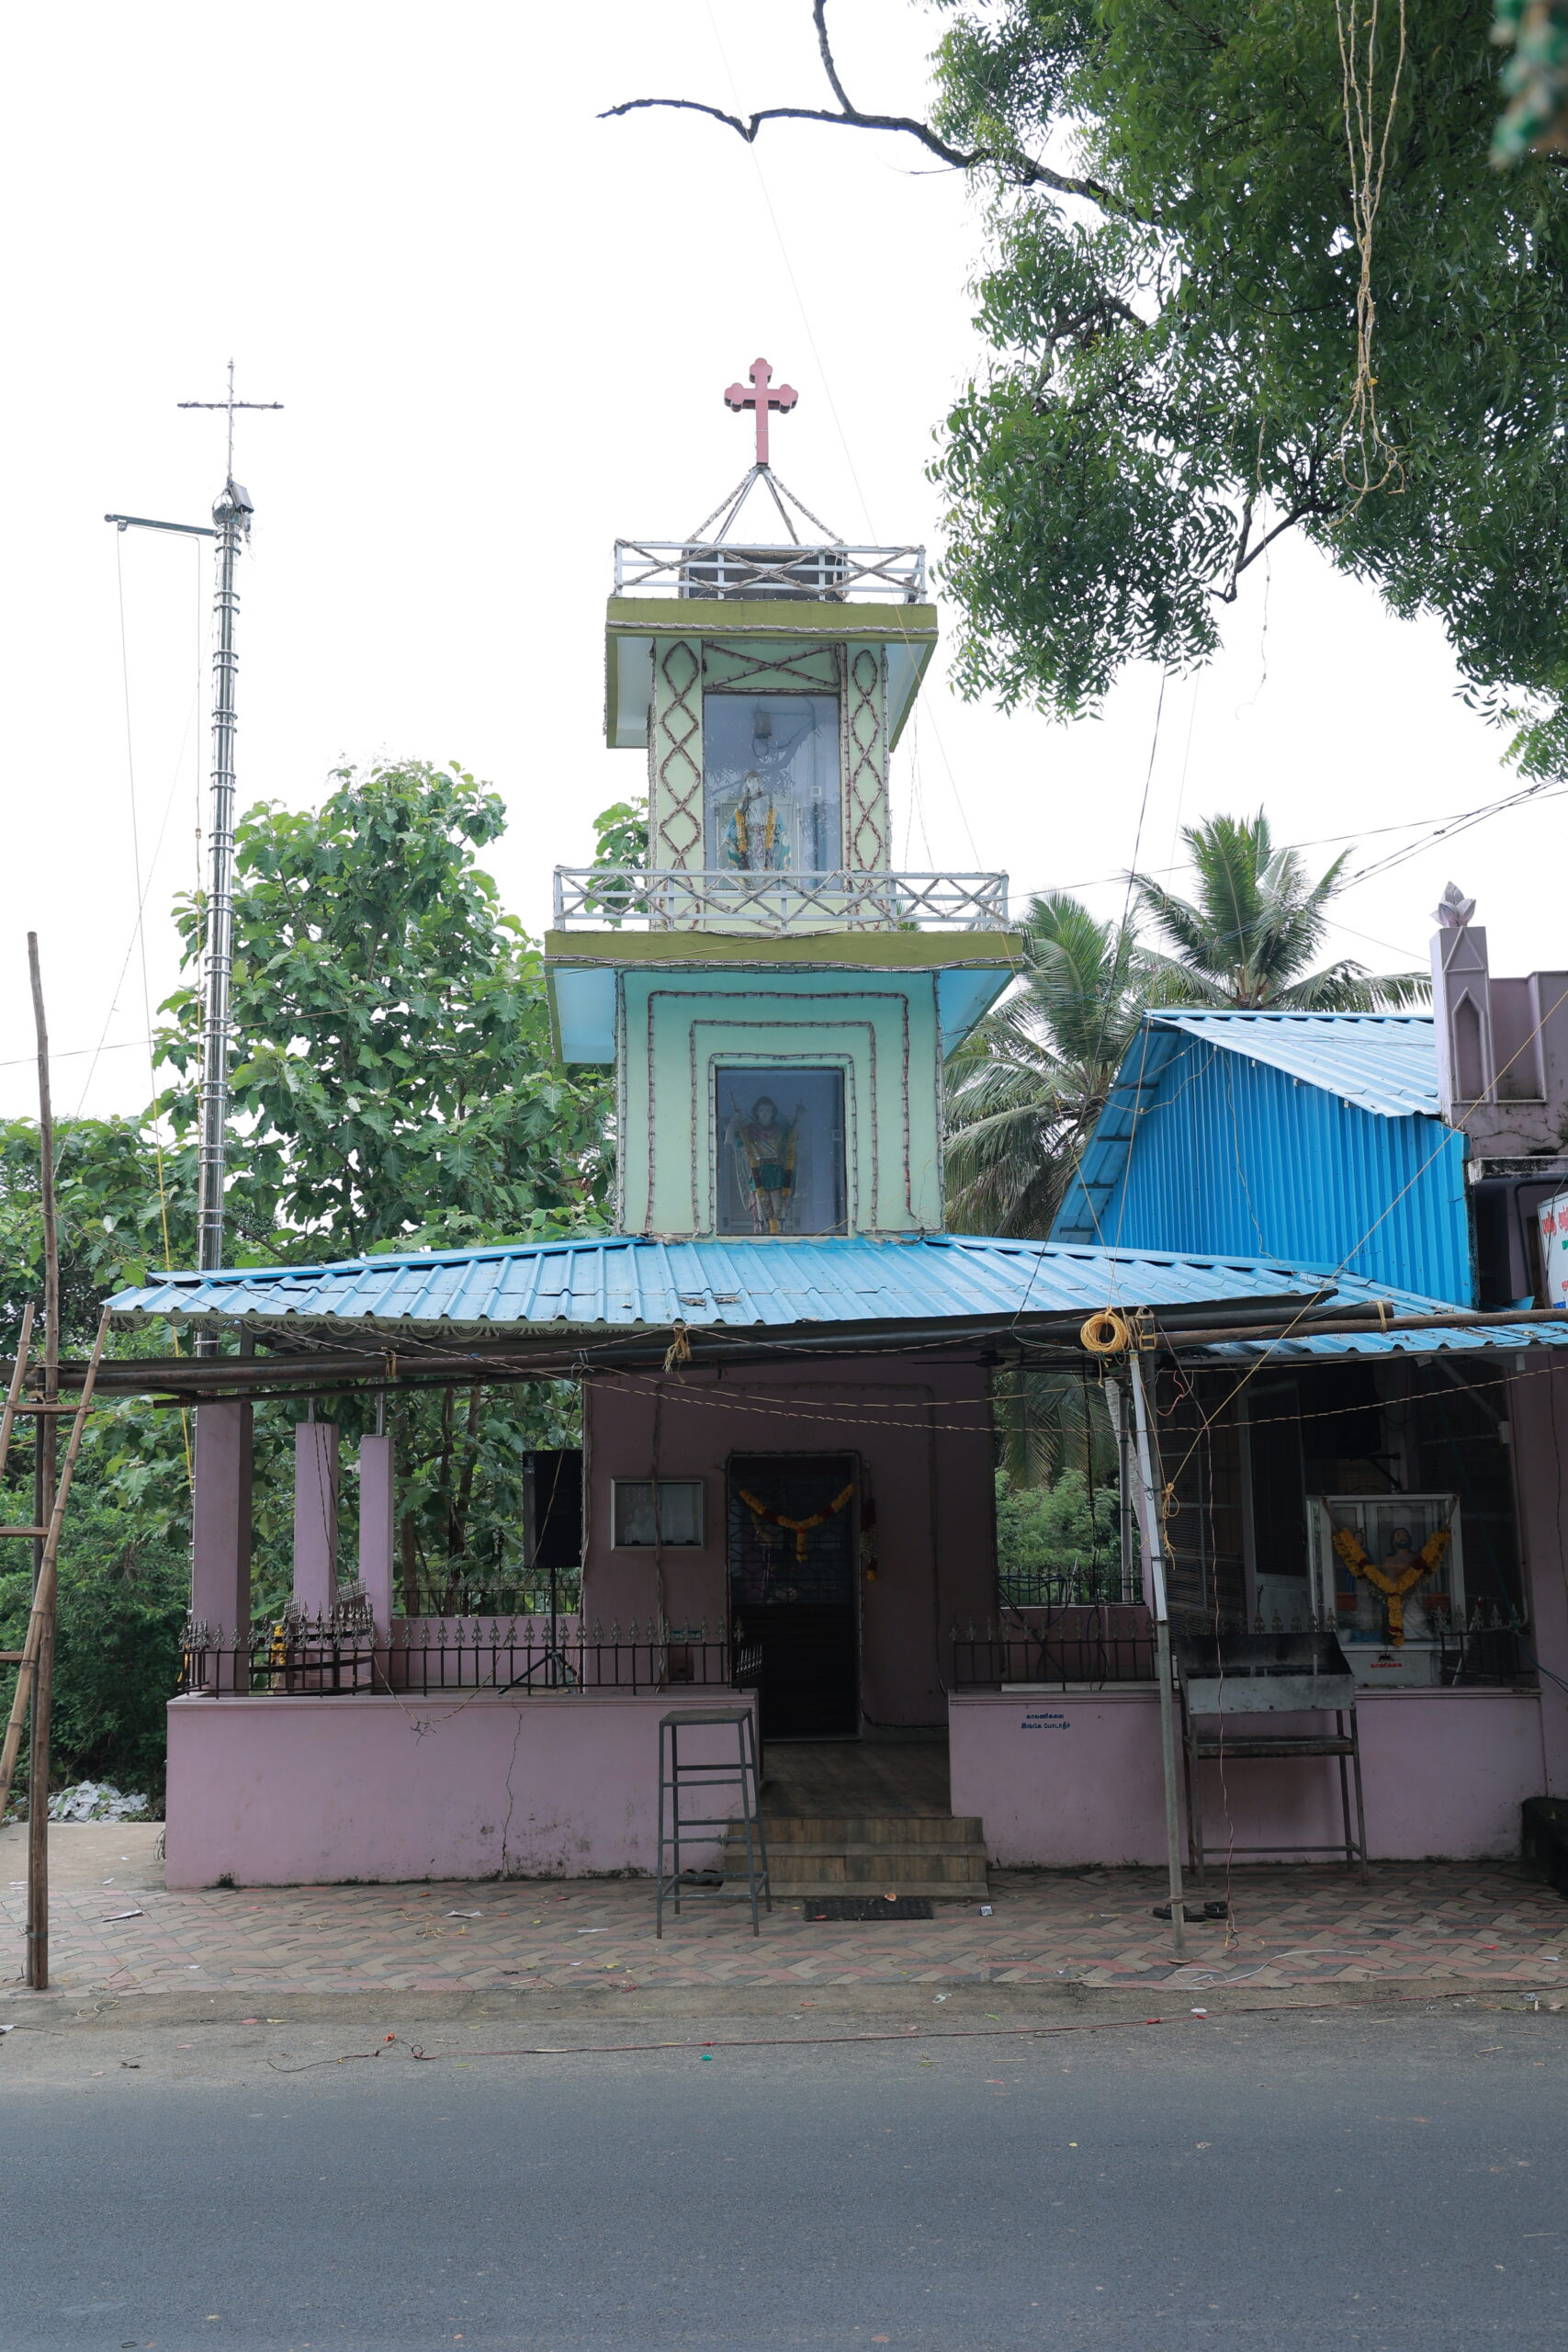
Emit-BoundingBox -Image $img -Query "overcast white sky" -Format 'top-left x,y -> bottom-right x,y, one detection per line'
2,0 -> 1556,1125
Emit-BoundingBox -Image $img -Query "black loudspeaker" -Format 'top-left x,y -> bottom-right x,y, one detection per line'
523,1449 -> 582,1572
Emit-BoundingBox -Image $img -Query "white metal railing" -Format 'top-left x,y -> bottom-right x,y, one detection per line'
553,868 -> 1010,933
613,539 -> 928,603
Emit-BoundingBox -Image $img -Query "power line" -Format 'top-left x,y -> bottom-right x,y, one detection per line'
1006,782 -> 1568,909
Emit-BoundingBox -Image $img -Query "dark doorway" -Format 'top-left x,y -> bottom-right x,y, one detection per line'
728,1454 -> 859,1739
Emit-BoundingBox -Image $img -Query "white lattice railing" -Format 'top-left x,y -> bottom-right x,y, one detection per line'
552,868 -> 1010,933
614,539 -> 927,602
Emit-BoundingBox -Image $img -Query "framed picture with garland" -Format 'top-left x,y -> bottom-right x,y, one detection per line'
1309,1494 -> 1465,1687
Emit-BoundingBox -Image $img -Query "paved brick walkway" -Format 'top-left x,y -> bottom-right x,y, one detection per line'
5,1825 -> 1567,2000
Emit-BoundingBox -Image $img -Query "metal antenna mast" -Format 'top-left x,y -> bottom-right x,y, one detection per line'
175,363 -> 282,1305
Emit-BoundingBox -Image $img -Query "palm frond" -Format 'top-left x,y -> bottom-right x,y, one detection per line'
1129,813 -> 1407,1012
1272,962 -> 1431,1011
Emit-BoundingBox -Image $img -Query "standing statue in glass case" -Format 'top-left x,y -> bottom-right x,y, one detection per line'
723,774 -> 787,873
717,704 -> 822,873
729,1094 -> 802,1234
1382,1525 -> 1428,1641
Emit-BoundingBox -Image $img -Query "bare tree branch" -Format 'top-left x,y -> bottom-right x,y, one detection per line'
1234,501 -> 1319,575
1219,481 -> 1258,604
602,0 -> 1136,220
1215,497 -> 1321,602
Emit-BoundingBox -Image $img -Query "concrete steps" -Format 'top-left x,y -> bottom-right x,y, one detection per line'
723,1811 -> 990,1902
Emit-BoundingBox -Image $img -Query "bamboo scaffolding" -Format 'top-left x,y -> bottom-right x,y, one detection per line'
0,1311 -> 110,1846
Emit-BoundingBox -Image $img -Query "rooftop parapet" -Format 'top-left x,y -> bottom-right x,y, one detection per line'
552,865 -> 1009,934
613,537 -> 927,604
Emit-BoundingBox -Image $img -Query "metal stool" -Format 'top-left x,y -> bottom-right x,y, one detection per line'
656,1706 -> 771,1938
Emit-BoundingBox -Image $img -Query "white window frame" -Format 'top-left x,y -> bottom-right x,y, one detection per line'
611,1478 -> 705,1549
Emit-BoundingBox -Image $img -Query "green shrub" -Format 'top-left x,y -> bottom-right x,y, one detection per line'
996,1467 -> 1121,1592
0,1495 -> 186,1808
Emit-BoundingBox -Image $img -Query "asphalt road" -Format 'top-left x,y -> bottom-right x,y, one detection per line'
3,2003 -> 1566,2350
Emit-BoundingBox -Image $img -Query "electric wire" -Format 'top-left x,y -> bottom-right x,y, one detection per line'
112,531 -> 199,1488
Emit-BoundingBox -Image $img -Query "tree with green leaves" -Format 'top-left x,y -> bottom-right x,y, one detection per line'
0,1115 -> 192,1357
944,891 -> 1163,1490
149,760 -> 618,1609
4,766 -> 621,1805
614,1 -> 1568,776
995,1464 -> 1120,1593
1132,812 -> 1427,1009
155,759 -> 612,1260
0,1496 -> 188,1804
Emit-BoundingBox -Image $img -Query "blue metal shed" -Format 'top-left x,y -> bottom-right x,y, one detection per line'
1051,1012 -> 1473,1306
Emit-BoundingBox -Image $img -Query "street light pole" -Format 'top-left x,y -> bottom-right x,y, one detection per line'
176,366 -> 282,1330
107,365 -> 282,1320
192,468 -> 248,1289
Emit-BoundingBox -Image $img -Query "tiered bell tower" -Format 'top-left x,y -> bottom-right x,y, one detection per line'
546,360 -> 1019,1242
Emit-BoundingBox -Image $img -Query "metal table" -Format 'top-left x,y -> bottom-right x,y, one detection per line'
1174,1626 -> 1369,1886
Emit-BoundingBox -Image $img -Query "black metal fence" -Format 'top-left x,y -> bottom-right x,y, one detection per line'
950,1601 -> 1535,1692
998,1566 -> 1134,1610
951,1607 -> 1156,1691
178,1611 -> 735,1698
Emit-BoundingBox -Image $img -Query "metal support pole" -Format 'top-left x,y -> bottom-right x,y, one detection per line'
175,364 -> 281,1349
1128,1353 -> 1188,1959
1106,1374 -> 1138,1605
26,935 -> 57,1990
195,477 -> 249,1310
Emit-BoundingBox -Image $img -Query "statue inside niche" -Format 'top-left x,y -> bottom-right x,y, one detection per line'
1382,1523 -> 1428,1641
723,773 -> 788,872
716,701 -> 821,872
728,1093 -> 803,1233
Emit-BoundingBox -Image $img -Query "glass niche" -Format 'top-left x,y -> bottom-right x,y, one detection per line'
716,1067 -> 847,1238
703,693 -> 840,874
1309,1493 -> 1465,1688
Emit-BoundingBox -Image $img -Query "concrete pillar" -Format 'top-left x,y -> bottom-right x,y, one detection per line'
1511,1365 -> 1568,1796
358,1432 -> 396,1632
191,1402 -> 253,1636
1431,918 -> 1495,1116
293,1420 -> 340,1617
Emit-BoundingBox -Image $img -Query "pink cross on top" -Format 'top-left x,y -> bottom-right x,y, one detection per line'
724,356 -> 798,466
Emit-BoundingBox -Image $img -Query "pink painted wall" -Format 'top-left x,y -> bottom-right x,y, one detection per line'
950,1686 -> 1547,1866
581,1357 -> 996,1726
164,1690 -> 757,1888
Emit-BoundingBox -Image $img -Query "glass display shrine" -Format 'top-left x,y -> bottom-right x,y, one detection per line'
1310,1493 -> 1466,1688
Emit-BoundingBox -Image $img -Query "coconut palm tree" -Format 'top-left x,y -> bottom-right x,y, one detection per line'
944,822 -> 1423,1493
944,894 -> 1151,1489
1131,811 -> 1427,1009
944,890 -> 1154,1241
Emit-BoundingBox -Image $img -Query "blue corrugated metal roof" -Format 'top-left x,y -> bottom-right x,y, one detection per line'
1200,1317 -> 1568,1362
1147,1011 -> 1438,1117
1052,1011 -> 1469,1306
112,1234 -> 1335,1332
104,1233 -> 1568,1359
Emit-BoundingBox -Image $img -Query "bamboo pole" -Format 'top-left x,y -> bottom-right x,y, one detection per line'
0,1309 -> 111,1832
0,1303 -> 34,1490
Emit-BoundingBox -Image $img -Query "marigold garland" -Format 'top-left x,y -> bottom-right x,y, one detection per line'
740,1481 -> 855,1562
1330,1522 -> 1451,1645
